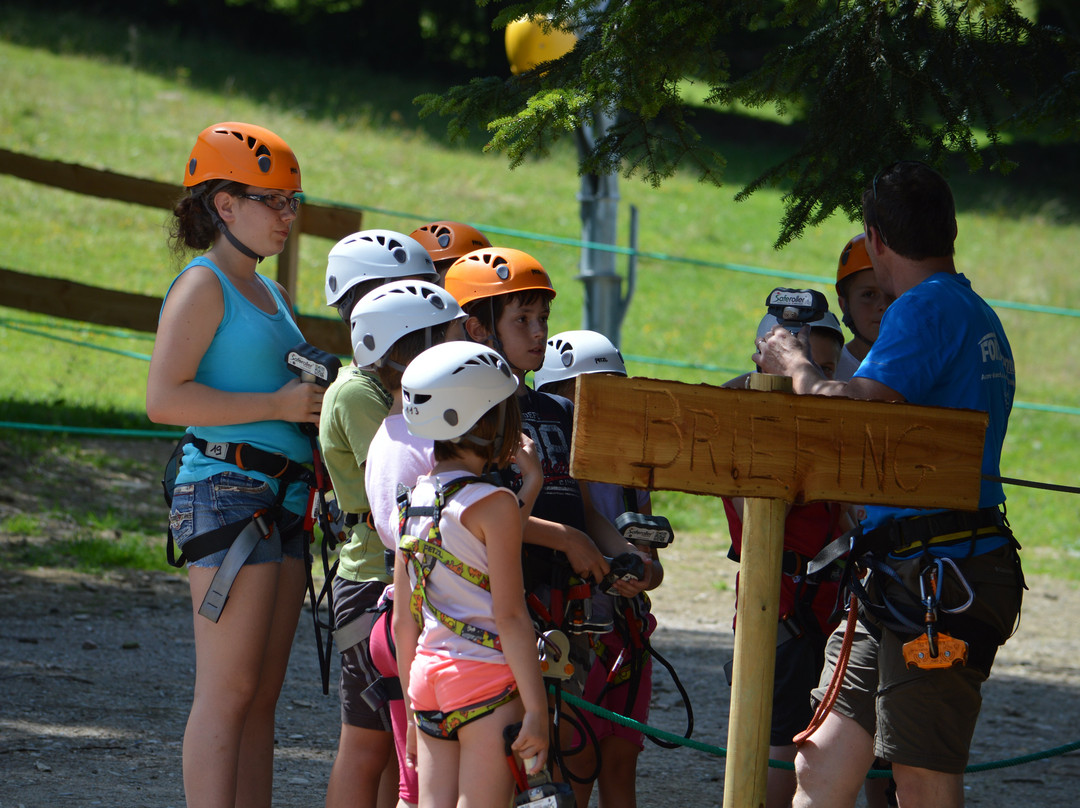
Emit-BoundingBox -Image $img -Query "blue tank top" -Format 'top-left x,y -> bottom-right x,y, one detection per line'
166,257 -> 312,513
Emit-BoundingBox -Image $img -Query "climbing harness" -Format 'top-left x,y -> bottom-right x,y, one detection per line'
397,474 -> 531,740
159,341 -> 346,693
415,687 -> 519,741
160,433 -> 311,623
397,474 -> 503,651
795,506 -> 1017,743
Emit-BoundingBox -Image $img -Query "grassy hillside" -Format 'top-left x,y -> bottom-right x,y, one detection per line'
1,5 -> 1078,577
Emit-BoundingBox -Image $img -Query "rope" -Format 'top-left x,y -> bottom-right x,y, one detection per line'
550,684 -> 1080,776
301,195 -> 1080,320
983,474 -> 1080,496
0,318 -> 153,361
7,316 -> 1080,420
0,421 -> 181,439
2,419 -> 1079,498
792,593 -> 859,746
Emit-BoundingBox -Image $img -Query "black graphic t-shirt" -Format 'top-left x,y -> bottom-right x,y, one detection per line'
500,387 -> 586,588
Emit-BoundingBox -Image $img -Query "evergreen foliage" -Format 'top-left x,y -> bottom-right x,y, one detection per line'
417,0 -> 1080,246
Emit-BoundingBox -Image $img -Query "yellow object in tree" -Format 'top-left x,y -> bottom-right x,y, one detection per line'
504,16 -> 577,75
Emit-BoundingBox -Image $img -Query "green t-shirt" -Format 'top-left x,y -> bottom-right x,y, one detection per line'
319,365 -> 393,583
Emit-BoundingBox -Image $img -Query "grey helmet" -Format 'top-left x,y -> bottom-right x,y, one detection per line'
349,280 -> 465,369
324,229 -> 436,306
402,342 -> 518,441
533,330 -> 626,390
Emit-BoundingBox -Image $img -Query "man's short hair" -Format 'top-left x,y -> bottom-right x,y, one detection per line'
861,161 -> 956,260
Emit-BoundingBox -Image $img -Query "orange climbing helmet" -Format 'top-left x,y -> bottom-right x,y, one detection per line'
409,221 -> 492,267
836,233 -> 872,289
183,121 -> 302,191
443,247 -> 556,307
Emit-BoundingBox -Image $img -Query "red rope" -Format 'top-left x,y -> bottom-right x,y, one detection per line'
793,593 -> 859,746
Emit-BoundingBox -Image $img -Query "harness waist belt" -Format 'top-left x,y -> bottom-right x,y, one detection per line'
808,507 -> 1008,576
888,507 -> 1006,555
191,436 -> 315,488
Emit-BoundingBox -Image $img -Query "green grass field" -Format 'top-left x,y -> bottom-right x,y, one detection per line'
1,5 -> 1078,578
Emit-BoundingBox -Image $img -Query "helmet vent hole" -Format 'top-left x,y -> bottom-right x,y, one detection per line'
392,247 -> 407,263
438,235 -> 451,248
443,409 -> 459,427
363,334 -> 376,351
413,394 -> 432,405
561,352 -> 574,368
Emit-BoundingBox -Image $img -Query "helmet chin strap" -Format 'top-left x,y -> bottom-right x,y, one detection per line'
381,327 -> 436,373
840,305 -> 873,349
462,300 -> 508,358
200,185 -> 265,262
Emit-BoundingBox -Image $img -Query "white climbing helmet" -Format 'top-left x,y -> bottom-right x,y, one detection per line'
349,280 -> 466,369
324,229 -> 437,306
533,329 -> 627,390
402,342 -> 518,441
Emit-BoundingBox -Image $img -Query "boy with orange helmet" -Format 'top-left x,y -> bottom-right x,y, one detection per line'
444,247 -> 652,633
834,233 -> 893,381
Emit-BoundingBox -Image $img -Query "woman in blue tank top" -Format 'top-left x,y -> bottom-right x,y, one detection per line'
146,121 -> 322,808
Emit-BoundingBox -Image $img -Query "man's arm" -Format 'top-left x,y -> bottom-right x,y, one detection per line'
755,326 -> 904,402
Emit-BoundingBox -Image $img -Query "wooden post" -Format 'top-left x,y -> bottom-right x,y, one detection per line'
276,208 -> 302,302
723,372 -> 791,808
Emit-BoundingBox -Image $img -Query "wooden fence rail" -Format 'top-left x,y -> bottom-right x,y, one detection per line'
0,147 -> 359,354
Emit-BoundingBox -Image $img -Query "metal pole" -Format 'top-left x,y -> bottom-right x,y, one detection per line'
575,106 -> 624,346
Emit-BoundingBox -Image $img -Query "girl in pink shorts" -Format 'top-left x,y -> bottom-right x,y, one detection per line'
392,341 -> 548,807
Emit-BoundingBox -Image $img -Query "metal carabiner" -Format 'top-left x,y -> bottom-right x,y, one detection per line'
936,557 -> 975,615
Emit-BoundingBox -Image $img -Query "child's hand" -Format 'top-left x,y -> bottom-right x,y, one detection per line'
513,432 -> 544,517
512,710 -> 549,775
512,433 -> 541,482
564,528 -> 609,584
612,552 -> 653,597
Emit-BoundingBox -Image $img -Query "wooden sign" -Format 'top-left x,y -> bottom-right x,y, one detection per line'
570,374 -> 988,509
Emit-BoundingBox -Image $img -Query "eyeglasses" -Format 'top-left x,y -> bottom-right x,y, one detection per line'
239,193 -> 301,214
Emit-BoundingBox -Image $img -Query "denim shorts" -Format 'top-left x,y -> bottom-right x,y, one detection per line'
169,470 -> 307,568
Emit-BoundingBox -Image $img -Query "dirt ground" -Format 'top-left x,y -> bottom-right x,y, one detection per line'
2,437 -> 1080,807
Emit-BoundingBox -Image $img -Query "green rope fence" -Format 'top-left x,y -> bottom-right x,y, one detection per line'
551,686 -> 1080,776
304,197 -> 1080,321
2,316 -> 1079,418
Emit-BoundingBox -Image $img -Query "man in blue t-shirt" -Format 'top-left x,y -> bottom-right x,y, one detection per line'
756,161 -> 1023,808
